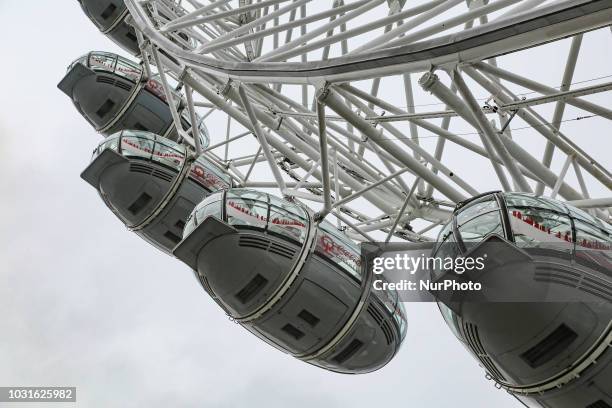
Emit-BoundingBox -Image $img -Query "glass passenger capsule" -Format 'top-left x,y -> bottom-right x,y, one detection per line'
432,192 -> 612,407
58,51 -> 209,147
174,189 -> 407,374
77,0 -> 139,55
81,130 -> 231,253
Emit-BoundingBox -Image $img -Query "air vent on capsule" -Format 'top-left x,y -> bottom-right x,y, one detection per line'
268,241 -> 296,259
151,169 -> 173,182
237,236 -> 296,260
127,192 -> 152,215
521,324 -> 578,368
332,339 -> 363,364
235,274 -> 268,304
95,98 -> 116,119
298,309 -> 320,327
96,76 -> 116,85
164,230 -> 181,245
100,4 -> 117,20
129,162 -> 152,175
281,323 -> 304,340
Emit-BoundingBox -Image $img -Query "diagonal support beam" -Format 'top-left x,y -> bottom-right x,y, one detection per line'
464,65 -> 612,191
474,61 -> 612,120
385,177 -> 421,243
550,154 -> 574,199
336,85 -> 479,196
537,33 -> 582,196
315,97 -> 332,221
419,71 -> 512,191
150,47 -> 193,146
452,68 -> 533,192
237,84 -> 287,192
321,86 -> 467,203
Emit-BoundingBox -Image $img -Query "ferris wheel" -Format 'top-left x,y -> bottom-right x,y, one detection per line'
73,0 -> 612,240
61,1 -> 612,407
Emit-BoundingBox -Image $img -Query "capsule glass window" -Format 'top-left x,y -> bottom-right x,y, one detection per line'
89,52 -> 116,72
93,134 -> 120,159
574,219 -> 611,272
504,192 -> 566,213
191,156 -> 231,190
433,221 -> 453,255
456,195 -> 499,226
574,219 -> 611,250
507,207 -> 573,249
438,302 -> 463,341
457,211 -> 503,243
120,134 -> 154,160
184,192 -> 224,238
268,205 -> 308,244
114,57 -> 141,82
568,205 -> 606,229
433,228 -> 460,273
153,139 -> 185,170
225,190 -> 268,230
316,221 -> 361,280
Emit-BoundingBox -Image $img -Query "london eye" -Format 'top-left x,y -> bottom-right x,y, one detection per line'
56,1 -> 612,406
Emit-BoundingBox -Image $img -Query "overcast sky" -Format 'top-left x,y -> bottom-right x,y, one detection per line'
0,1 -> 610,408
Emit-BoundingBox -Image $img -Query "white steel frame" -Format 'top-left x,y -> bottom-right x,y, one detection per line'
116,0 -> 611,241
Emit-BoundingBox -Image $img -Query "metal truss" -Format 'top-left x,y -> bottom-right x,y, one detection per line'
118,0 -> 611,241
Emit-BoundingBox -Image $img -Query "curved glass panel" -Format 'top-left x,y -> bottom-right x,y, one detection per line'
67,52 -> 187,105
438,302 -> 462,341
186,190 -> 311,244
146,73 -> 183,103
457,211 -> 503,243
95,131 -> 188,170
223,190 -> 309,244
196,119 -> 211,148
93,134 -> 120,158
268,205 -> 308,243
114,57 -> 141,83
267,195 -> 308,242
567,205 -> 606,229
184,192 -> 225,238
432,231 -> 460,274
120,134 -> 154,160
153,138 -> 185,170
574,219 -> 611,250
574,218 -> 612,273
190,156 -> 231,191
456,195 -> 498,225
226,193 -> 268,230
144,79 -> 168,102
374,275 -> 407,341
81,52 -> 143,83
396,302 -> 408,341
316,221 -> 361,280
433,221 -> 453,255
507,207 -> 573,249
503,192 -> 567,213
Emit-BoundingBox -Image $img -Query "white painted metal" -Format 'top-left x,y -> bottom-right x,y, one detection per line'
110,0 -> 610,242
